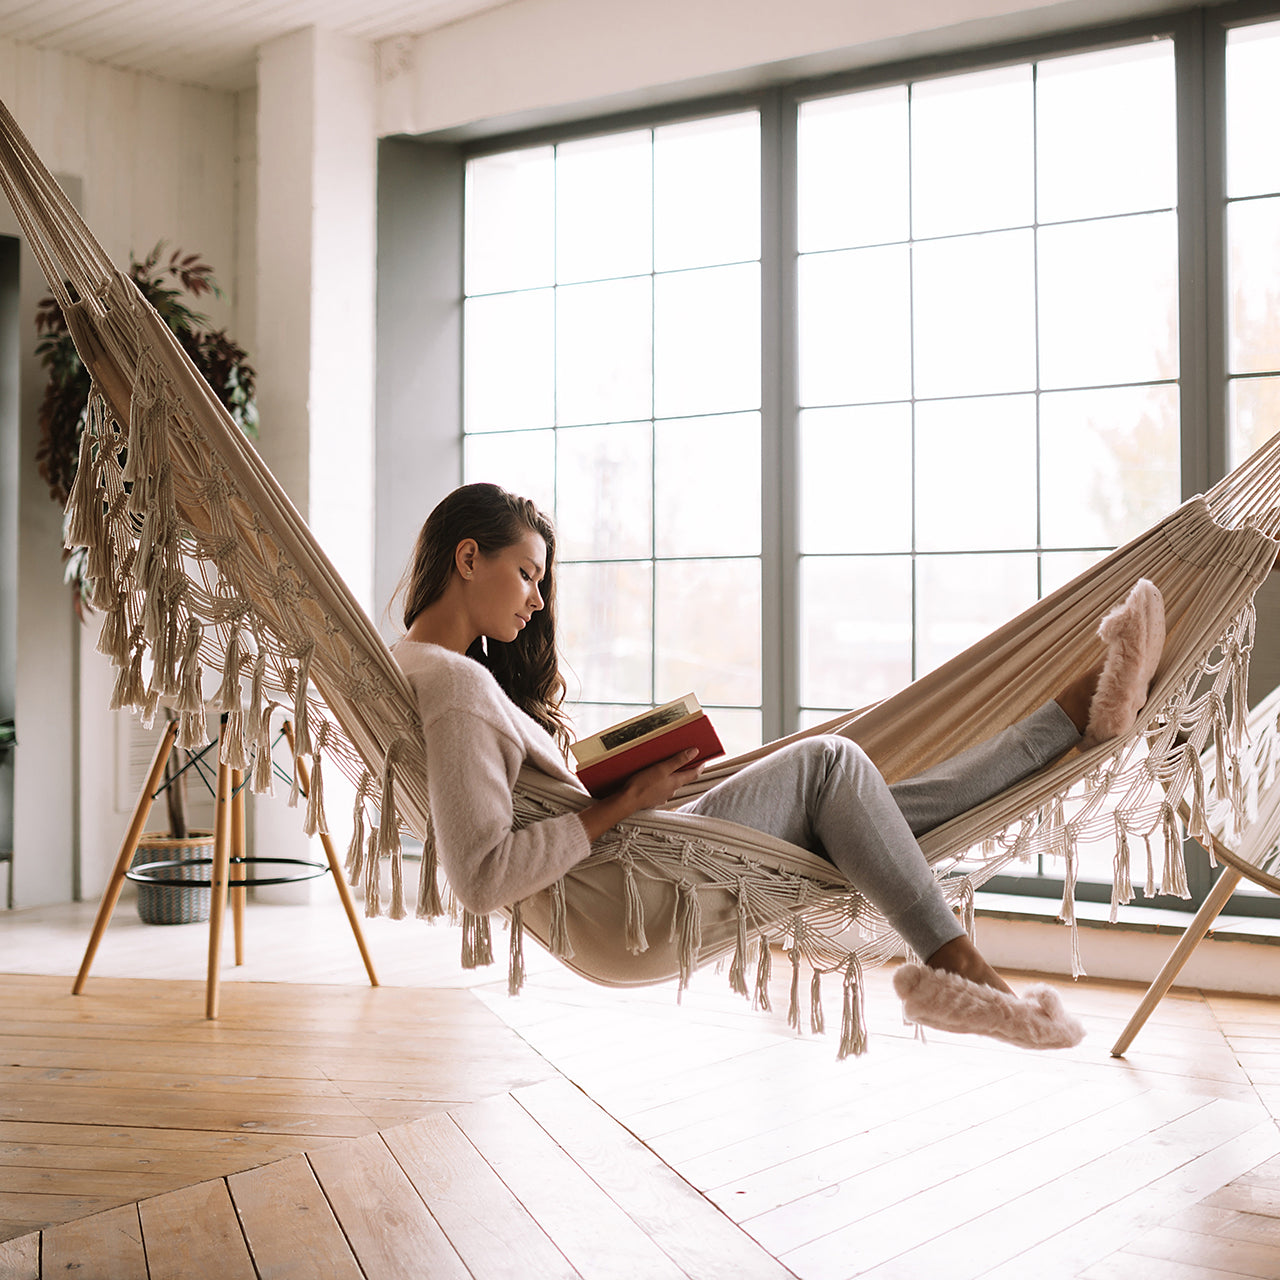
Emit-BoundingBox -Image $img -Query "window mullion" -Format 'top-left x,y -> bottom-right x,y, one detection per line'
761,89 -> 796,743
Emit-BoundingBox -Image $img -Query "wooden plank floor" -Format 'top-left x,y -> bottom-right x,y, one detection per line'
2,896 -> 1280,1276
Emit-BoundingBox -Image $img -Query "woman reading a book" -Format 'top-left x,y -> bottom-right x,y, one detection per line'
392,483 -> 1164,1050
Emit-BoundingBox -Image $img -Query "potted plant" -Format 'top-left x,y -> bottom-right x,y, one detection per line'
35,244 -> 259,922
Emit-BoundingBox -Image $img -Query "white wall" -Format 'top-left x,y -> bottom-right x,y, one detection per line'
0,39 -> 241,904
376,0 -> 1193,137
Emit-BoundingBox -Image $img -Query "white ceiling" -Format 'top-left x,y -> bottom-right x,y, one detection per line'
0,0 -> 517,92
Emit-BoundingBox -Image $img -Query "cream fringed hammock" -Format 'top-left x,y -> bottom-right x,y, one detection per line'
4,100 -> 1278,1058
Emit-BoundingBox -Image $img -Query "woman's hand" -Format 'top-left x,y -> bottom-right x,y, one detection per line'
577,748 -> 706,843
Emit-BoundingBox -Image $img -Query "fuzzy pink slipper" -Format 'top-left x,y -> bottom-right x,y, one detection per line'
893,963 -> 1085,1050
1081,578 -> 1165,750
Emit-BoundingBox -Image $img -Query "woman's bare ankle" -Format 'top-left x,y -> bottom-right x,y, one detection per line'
1056,667 -> 1102,736
925,936 -> 1014,995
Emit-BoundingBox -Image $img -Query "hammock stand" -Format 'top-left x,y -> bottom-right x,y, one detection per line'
3,94 -> 1280,1056
1111,684 -> 1280,1055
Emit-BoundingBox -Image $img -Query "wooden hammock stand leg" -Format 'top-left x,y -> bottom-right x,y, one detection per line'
1110,865 -> 1244,1057
73,717 -> 379,1019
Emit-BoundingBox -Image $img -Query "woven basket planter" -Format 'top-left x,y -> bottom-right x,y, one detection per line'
129,831 -> 214,925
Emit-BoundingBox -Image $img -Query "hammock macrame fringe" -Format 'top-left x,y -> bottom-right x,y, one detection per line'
3,89 -> 1279,1055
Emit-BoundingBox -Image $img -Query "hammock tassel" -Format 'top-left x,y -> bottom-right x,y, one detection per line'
1110,818 -> 1132,923
1189,752 -> 1210,848
96,594 -> 131,667
810,968 -> 825,1036
174,619 -> 204,714
388,837 -> 408,921
363,828 -> 381,917
787,945 -> 802,1031
1162,807 -> 1191,899
376,744 -> 402,870
1058,837 -> 1084,979
621,853 -> 648,955
87,532 -> 118,613
251,721 -> 275,796
548,878 -> 574,959
669,881 -> 702,1000
291,646 -> 314,760
1214,714 -> 1231,805
178,709 -> 208,753
754,935 -> 773,1012
837,954 -> 868,1060
109,637 -> 145,711
416,811 -> 445,920
508,902 -> 526,995
303,722 -> 329,838
220,708 -> 248,771
139,685 -> 160,730
215,627 -> 243,714
248,659 -> 274,797
728,887 -> 750,999
347,779 -> 369,886
461,910 -> 493,969
64,416 -> 101,551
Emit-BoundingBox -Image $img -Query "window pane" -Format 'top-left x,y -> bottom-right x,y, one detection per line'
655,414 -> 761,557
654,263 -> 760,418
1036,42 -> 1176,223
709,707 -> 763,758
1038,213 -> 1178,389
558,561 -> 653,703
463,431 -> 555,517
800,404 -> 912,554
800,556 -> 912,709
556,277 -> 653,426
915,396 -> 1037,553
1227,21 -> 1280,200
799,246 -> 912,406
555,130 -> 652,284
465,147 -> 554,294
916,553 -> 1038,675
556,424 -> 653,561
464,291 -> 555,433
1229,375 -> 1280,472
656,560 -> 761,705
1041,549 -> 1109,597
1228,196 -> 1280,375
654,112 -> 760,271
1040,386 -> 1180,549
911,65 -> 1033,238
912,231 -> 1036,398
798,87 -> 909,252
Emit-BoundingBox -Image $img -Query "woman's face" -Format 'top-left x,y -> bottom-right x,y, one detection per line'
465,528 -> 547,644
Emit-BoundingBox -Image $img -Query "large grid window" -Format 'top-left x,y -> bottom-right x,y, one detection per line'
463,114 -> 764,755
796,44 -> 1180,721
1228,19 -> 1280,468
456,5 -> 1280,916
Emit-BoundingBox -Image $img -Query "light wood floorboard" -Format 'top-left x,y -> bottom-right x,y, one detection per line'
3,896 -> 1280,1276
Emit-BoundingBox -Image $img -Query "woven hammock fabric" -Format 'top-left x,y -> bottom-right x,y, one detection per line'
4,95 -> 1278,1055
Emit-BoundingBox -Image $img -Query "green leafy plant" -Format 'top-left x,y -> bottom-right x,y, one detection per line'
35,241 -> 258,511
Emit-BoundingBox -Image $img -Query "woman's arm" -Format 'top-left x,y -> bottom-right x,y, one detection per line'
422,707 -> 593,914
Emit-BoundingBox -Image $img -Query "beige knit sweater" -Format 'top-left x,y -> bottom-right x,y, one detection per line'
391,639 -> 592,915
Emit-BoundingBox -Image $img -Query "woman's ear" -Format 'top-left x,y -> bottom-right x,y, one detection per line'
455,539 -> 479,581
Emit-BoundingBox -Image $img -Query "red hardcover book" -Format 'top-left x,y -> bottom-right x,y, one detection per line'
570,694 -> 725,797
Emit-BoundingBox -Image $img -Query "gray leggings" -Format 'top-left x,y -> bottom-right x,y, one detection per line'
679,702 -> 1080,959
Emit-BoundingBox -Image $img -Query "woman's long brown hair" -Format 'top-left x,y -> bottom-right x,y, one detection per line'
398,483 -> 572,753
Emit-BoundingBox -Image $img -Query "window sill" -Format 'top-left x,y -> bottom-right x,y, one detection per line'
976,890 -> 1280,946
967,891 -> 1280,997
